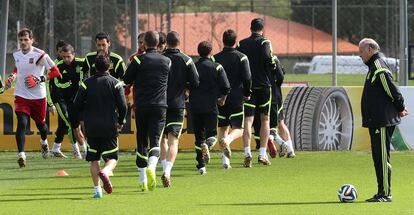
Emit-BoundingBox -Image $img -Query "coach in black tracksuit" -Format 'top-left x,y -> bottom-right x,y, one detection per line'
124,31 -> 171,176
191,41 -> 230,174
359,38 -> 408,202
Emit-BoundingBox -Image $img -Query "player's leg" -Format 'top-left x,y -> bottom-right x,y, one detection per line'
15,112 -> 29,167
30,97 -> 49,159
252,108 -> 261,150
278,119 -> 295,158
193,113 -> 207,174
267,103 -> 278,158
51,102 -> 69,158
67,103 -> 83,159
147,107 -> 166,191
243,97 -> 256,168
99,137 -> 119,194
135,108 -> 149,191
257,88 -> 271,165
85,137 -> 102,198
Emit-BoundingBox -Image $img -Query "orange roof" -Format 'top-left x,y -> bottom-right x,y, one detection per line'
117,11 -> 358,56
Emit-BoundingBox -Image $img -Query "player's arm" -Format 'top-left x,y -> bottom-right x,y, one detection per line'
115,58 -> 127,80
186,57 -> 200,89
240,54 -> 252,98
274,58 -> 285,87
261,40 -> 276,67
114,80 -> 128,127
123,56 -> 140,85
216,64 -> 230,106
25,54 -> 61,89
72,81 -> 87,127
4,67 -> 18,90
377,71 -> 405,112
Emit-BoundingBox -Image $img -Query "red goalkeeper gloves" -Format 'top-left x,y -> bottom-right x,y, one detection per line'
25,74 -> 46,88
4,74 -> 16,90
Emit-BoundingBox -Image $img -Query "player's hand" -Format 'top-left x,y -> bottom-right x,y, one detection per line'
217,97 -> 226,106
25,74 -> 45,88
243,96 -> 251,101
4,74 -> 16,90
400,107 -> 409,117
49,105 -> 56,116
117,123 -> 124,132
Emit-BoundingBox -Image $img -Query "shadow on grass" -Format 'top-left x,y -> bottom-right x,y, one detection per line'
0,197 -> 87,202
201,201 -> 368,206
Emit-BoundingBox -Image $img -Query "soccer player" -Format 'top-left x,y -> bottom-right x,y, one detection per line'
159,31 -> 199,187
157,32 -> 167,53
73,53 -> 127,198
82,32 -> 126,79
212,29 -> 252,169
253,57 -> 296,158
4,28 -> 61,167
191,41 -> 230,175
124,31 -> 171,192
237,18 -> 275,167
49,44 -> 86,159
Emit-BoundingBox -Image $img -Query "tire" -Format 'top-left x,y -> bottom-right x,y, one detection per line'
283,87 -> 354,151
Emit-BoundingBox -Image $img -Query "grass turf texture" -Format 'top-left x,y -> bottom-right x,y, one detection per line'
0,151 -> 413,214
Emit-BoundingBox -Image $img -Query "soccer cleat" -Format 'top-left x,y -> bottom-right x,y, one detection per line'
258,155 -> 271,166
223,164 -> 232,170
287,152 -> 296,158
219,139 -> 232,159
146,168 -> 156,191
198,167 -> 207,175
140,182 -> 148,192
93,191 -> 103,199
243,156 -> 252,168
267,138 -> 277,158
51,150 -> 67,158
98,172 -> 113,194
366,194 -> 392,202
279,142 -> 288,157
161,173 -> 171,188
17,157 -> 26,168
40,143 -> 49,159
201,143 -> 210,164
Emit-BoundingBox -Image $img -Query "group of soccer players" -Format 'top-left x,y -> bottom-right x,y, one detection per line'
2,18 -> 296,198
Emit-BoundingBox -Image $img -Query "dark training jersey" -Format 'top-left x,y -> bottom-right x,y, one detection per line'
212,47 -> 251,106
237,33 -> 275,89
49,58 -> 84,104
269,57 -> 285,105
74,72 -> 127,138
190,58 -> 230,114
82,51 -> 126,79
163,48 -> 200,109
124,48 -> 171,108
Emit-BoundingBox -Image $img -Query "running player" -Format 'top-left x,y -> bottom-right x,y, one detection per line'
4,28 -> 61,167
212,29 -> 251,169
191,41 -> 230,175
160,31 -> 199,187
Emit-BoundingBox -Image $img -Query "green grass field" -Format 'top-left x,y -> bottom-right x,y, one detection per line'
1,151 -> 413,214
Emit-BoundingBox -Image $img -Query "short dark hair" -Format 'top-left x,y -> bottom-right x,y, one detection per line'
144,31 -> 159,48
95,53 -> 110,73
61,44 -> 74,54
18,28 -> 33,39
223,29 -> 237,47
197,41 -> 212,58
167,31 -> 180,47
95,32 -> 110,42
56,40 -> 67,51
158,32 -> 167,46
251,18 -> 264,32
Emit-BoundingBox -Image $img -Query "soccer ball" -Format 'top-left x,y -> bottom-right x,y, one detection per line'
338,184 -> 358,203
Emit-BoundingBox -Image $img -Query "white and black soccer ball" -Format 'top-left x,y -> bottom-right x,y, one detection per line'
338,184 -> 358,203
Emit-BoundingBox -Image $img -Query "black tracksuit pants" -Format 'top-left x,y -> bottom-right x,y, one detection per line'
192,113 -> 217,169
369,126 -> 394,196
135,107 -> 166,168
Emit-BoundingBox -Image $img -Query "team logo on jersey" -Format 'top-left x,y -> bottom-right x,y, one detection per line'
29,58 -> 34,64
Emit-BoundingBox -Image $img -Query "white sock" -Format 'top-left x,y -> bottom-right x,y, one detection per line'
161,159 -> 167,172
164,161 -> 173,177
138,167 -> 147,183
94,185 -> 102,193
80,142 -> 87,152
40,139 -> 48,146
275,134 -> 284,146
286,139 -> 294,153
148,156 -> 159,172
222,153 -> 230,165
52,142 -> 61,152
224,135 -> 234,145
18,152 -> 26,159
244,146 -> 251,157
259,147 -> 266,157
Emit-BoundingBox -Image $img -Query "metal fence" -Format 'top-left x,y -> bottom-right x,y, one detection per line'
1,0 -> 410,73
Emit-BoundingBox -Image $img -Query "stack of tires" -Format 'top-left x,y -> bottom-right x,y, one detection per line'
283,87 -> 354,151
